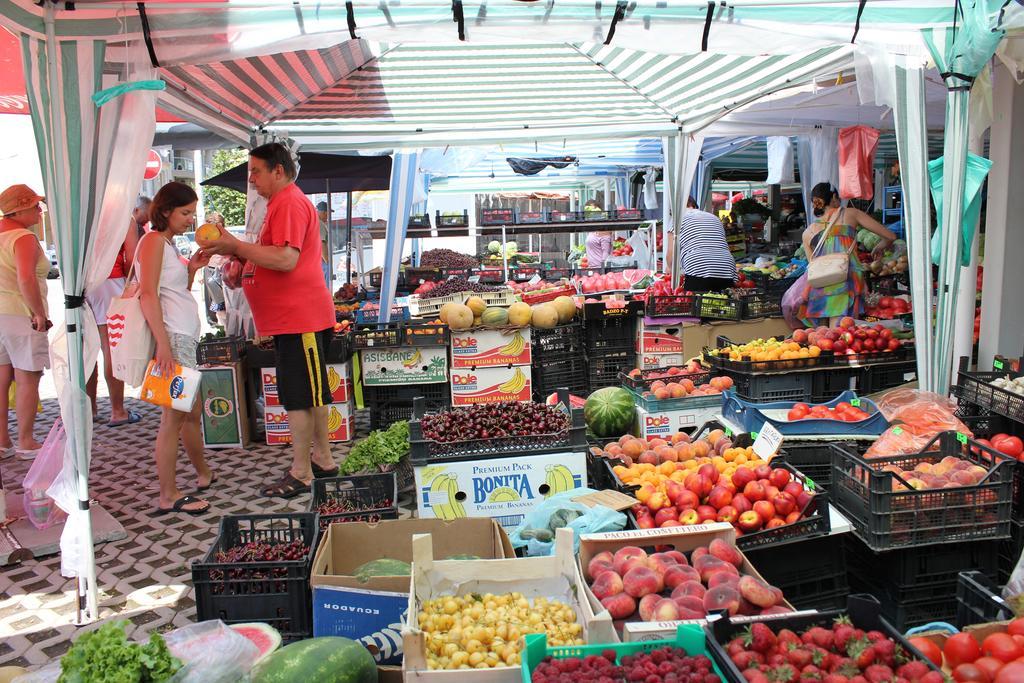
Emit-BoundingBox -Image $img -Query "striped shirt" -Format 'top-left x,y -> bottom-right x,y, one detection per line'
677,209 -> 737,279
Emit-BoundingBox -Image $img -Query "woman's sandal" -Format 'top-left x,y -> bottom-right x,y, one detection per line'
261,473 -> 309,499
153,494 -> 210,517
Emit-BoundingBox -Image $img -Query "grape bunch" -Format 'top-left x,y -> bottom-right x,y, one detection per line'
419,249 -> 478,269
531,647 -> 720,683
421,402 -> 570,442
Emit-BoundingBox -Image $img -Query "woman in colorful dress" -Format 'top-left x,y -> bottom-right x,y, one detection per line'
799,183 -> 896,326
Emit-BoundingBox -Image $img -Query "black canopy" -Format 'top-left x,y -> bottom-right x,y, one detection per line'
202,152 -> 392,194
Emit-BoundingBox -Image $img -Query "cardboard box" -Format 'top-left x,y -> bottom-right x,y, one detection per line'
414,451 -> 587,531
361,347 -> 449,386
449,365 -> 531,405
262,363 -> 352,406
706,318 -> 792,346
635,401 -> 721,439
636,352 -> 686,370
636,320 -> 684,354
198,363 -> 250,448
264,401 -> 354,444
310,519 -> 514,674
451,328 -> 531,368
576,523 -> 793,643
402,528 -> 590,681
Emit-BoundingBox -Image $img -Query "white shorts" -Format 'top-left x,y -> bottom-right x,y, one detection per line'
0,314 -> 49,372
86,277 -> 126,324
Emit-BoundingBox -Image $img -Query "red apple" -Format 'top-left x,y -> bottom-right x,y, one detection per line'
783,481 -> 803,498
697,463 -> 720,484
636,515 -> 656,529
654,507 -> 679,527
675,489 -> 700,510
737,510 -> 763,533
796,491 -> 814,510
696,505 -> 719,523
753,500 -> 776,522
707,486 -> 733,510
753,464 -> 772,480
765,518 -> 787,529
732,467 -> 756,490
665,480 -> 687,507
679,508 -> 699,525
769,468 -> 792,488
772,492 -> 796,517
659,519 -> 683,528
743,480 -> 766,502
731,493 -> 752,514
716,505 -> 738,524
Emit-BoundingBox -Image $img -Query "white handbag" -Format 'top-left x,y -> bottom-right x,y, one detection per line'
106,259 -> 155,387
806,203 -> 855,289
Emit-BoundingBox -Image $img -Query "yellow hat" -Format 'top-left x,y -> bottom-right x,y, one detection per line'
0,184 -> 44,217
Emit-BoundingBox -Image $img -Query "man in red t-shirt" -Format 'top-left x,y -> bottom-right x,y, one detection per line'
198,143 -> 336,498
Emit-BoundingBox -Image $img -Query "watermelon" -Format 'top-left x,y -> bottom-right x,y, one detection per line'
229,623 -> 281,664
251,637 -> 377,683
584,386 -> 636,438
353,558 -> 411,584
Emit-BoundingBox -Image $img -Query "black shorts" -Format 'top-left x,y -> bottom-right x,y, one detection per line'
684,275 -> 735,293
273,328 -> 333,410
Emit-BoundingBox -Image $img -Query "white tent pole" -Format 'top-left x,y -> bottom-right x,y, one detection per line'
193,150 -> 205,224
951,132 -> 985,370
44,3 -> 98,624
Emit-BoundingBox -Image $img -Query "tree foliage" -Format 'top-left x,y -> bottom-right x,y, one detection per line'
203,148 -> 248,226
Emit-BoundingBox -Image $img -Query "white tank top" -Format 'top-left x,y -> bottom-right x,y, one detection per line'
138,236 -> 200,339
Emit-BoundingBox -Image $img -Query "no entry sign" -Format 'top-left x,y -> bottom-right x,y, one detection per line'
144,150 -> 162,180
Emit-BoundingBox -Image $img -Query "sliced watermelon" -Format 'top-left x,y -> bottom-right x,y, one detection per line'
229,623 -> 281,664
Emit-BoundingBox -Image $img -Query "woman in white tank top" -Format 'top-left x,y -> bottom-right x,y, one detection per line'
137,182 -> 214,516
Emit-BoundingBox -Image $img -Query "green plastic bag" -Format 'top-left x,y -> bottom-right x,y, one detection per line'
929,152 -> 992,267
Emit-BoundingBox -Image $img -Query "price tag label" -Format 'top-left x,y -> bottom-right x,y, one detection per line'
751,431 -> 759,440
805,477 -> 817,491
956,432 -> 968,445
850,398 -> 861,407
529,273 -> 542,285
752,422 -> 784,461
994,359 -> 1005,370
724,426 -> 733,437
892,426 -> 904,435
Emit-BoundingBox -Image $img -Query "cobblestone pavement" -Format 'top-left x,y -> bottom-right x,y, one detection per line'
0,397 -> 407,669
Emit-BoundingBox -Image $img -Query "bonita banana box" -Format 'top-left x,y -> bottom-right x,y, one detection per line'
413,451 -> 587,531
264,401 -> 354,444
360,347 -> 448,386
450,328 -> 531,368
262,363 -> 352,406
450,365 -> 531,405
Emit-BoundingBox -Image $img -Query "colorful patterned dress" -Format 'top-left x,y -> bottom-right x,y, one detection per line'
798,218 -> 866,325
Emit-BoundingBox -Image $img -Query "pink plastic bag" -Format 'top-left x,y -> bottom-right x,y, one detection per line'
838,125 -> 880,200
864,389 -> 974,458
21,420 -> 68,530
781,272 -> 808,330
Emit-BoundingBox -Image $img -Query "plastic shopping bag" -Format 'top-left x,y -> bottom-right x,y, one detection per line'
164,620 -> 261,683
929,152 -> 993,267
838,125 -> 880,200
864,389 -> 974,458
781,272 -> 809,330
509,489 -> 626,557
21,420 -> 67,530
6,381 -> 43,414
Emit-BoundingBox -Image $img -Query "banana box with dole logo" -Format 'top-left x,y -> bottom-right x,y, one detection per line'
262,363 -> 351,406
450,328 -> 531,368
636,352 -> 686,371
449,365 -> 531,405
264,400 -> 355,444
413,451 -> 587,531
634,400 -> 720,440
635,319 -> 685,354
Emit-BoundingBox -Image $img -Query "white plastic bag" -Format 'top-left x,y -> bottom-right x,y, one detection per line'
509,489 -> 626,557
164,620 -> 260,683
21,420 -> 67,530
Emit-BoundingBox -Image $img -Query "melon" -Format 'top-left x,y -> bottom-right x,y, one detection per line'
552,296 -> 576,324
531,303 -> 559,329
195,223 -> 222,241
354,558 -> 410,584
480,307 -> 509,327
251,637 -> 376,683
584,386 -> 636,438
507,301 -> 532,327
438,302 -> 456,323
465,295 -> 486,317
446,303 -> 474,330
229,623 -> 281,664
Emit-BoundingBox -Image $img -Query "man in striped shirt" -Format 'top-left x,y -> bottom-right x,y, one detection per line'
671,198 -> 737,292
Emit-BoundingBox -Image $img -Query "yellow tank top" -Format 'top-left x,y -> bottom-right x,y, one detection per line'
0,226 -> 49,318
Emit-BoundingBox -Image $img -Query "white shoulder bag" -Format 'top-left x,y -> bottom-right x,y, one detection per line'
806,203 -> 855,289
106,253 -> 155,387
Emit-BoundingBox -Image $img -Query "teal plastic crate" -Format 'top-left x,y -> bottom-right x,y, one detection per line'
521,625 -> 724,683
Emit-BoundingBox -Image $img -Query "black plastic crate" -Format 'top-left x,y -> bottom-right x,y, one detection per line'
695,293 -> 742,321
543,266 -> 574,281
707,335 -> 833,373
880,596 -> 959,632
1000,518 -> 1024,584
582,301 -> 641,351
309,473 -> 398,530
587,347 -> 636,391
777,441 -> 854,490
725,369 -> 814,403
408,395 -> 587,463
614,208 -> 645,220
704,595 -> 943,682
844,534 -> 999,604
861,359 -> 917,394
531,321 -> 586,357
435,210 -> 469,227
955,360 -> 1024,424
761,273 -> 802,296
476,269 -> 507,283
326,333 -> 353,363
516,209 -> 548,224
619,366 -> 713,393
733,461 -> 831,551
353,323 -> 404,349
646,293 -> 697,318
809,366 -> 864,403
192,513 -> 318,642
197,335 -> 245,365
743,535 -> 848,611
957,570 -> 1015,627
402,322 -> 450,348
830,432 -> 1015,550
532,354 -> 589,400
363,382 -> 449,432
367,269 -> 406,289
736,290 -> 782,319
480,207 -> 514,225
549,210 -> 582,223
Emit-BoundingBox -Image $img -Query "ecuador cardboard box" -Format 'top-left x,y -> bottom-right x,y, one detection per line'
576,523 -> 793,643
402,529 -> 591,682
450,328 -> 531,368
311,519 -> 513,680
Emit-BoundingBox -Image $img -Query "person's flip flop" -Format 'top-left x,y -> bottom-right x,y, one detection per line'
108,411 -> 142,427
197,473 -> 218,491
311,461 -> 339,479
153,494 -> 210,517
261,473 -> 310,499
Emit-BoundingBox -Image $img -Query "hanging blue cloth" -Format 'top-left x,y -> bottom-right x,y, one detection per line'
928,152 -> 992,267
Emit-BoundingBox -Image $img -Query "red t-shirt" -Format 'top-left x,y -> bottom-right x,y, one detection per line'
242,183 -> 334,336
108,242 -> 127,279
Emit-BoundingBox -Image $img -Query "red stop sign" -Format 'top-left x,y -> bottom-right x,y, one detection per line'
144,149 -> 162,180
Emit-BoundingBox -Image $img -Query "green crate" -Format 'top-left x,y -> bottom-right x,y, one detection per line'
520,625 -> 724,683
